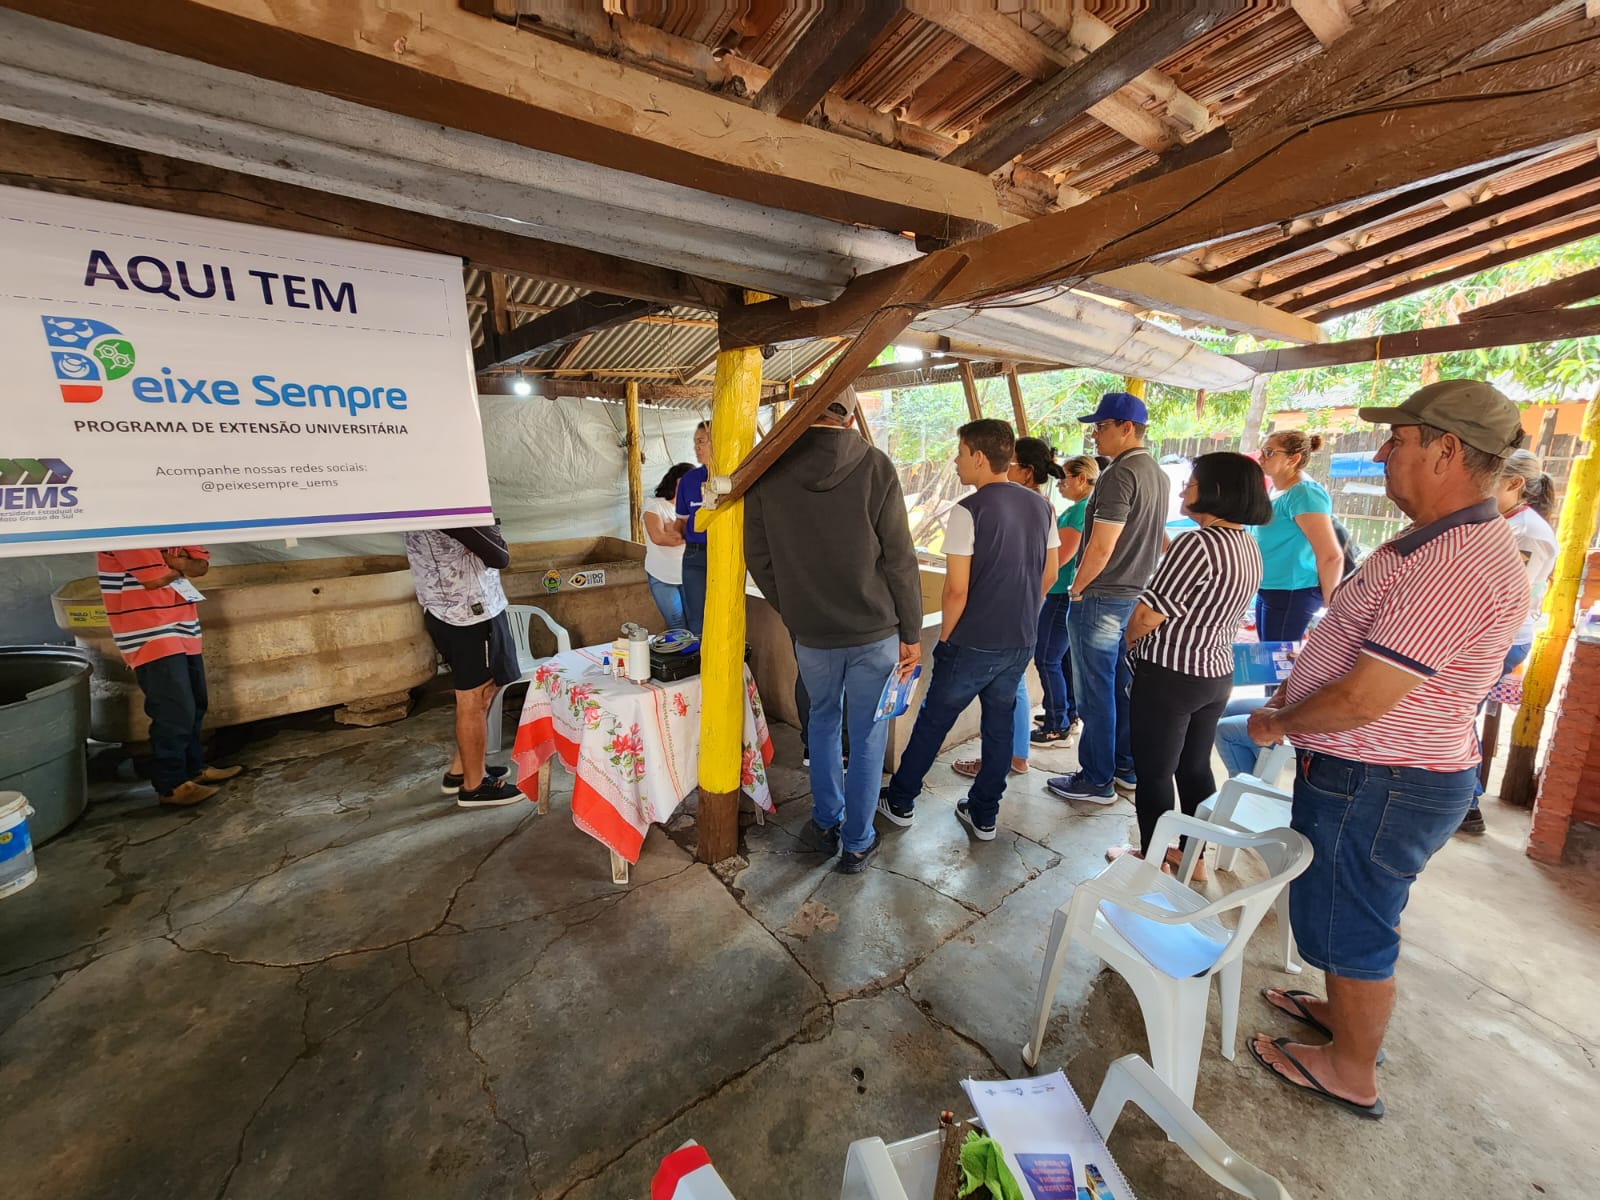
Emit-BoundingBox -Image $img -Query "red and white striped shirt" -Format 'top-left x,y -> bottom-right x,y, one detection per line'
1283,499 -> 1528,772
97,547 -> 208,669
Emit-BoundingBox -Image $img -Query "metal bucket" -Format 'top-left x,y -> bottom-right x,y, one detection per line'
0,646 -> 92,842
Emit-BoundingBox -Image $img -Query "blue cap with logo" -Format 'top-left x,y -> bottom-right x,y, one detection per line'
1078,392 -> 1149,425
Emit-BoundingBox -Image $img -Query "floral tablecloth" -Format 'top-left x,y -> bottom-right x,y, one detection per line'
511,645 -> 774,863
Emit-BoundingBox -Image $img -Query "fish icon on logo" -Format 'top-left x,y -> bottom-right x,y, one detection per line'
40,316 -> 137,403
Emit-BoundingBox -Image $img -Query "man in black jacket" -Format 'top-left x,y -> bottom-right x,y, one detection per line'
405,522 -> 524,808
745,389 -> 923,873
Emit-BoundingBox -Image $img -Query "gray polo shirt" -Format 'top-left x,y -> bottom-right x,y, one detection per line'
1078,446 -> 1170,599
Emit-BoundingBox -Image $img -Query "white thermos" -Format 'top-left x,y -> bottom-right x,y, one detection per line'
625,623 -> 652,682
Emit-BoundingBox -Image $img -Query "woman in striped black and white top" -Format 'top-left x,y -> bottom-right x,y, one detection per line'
1109,453 -> 1272,875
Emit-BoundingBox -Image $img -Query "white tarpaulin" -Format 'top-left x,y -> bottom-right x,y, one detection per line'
0,185 -> 489,557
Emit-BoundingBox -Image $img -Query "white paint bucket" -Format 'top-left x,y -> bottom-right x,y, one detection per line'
0,791 -> 38,899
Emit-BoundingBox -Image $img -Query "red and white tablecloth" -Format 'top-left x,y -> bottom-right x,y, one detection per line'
511,645 -> 774,863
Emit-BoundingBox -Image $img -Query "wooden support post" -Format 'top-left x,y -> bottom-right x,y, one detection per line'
696,298 -> 766,864
1240,375 -> 1270,454
625,379 -> 644,543
1122,377 -> 1147,399
1006,366 -> 1029,435
960,361 -> 983,421
1502,388 -> 1600,809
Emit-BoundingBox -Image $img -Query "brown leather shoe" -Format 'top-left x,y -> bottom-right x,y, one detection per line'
952,757 -> 1028,779
159,780 -> 219,807
193,765 -> 243,783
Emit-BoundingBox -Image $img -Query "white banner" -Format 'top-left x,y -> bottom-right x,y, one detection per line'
0,185 -> 490,557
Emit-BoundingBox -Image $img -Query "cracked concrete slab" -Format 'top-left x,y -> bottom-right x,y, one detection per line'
223,969 -> 531,1199
0,937 -> 304,1200
468,864 -> 825,1193
561,990 -> 1000,1200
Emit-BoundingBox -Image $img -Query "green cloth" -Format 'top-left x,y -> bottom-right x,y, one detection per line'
1047,499 -> 1089,595
959,1131 -> 1025,1200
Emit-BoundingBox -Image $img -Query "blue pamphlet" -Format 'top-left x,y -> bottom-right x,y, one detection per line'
873,665 -> 922,722
1231,640 -> 1299,687
1016,1153 -> 1075,1198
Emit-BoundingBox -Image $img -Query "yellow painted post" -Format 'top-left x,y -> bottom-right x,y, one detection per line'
695,298 -> 766,862
1502,388 -> 1600,807
625,380 -> 644,543
1123,377 -> 1147,399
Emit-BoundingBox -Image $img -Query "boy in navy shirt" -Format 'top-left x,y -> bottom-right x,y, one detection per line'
878,420 -> 1058,839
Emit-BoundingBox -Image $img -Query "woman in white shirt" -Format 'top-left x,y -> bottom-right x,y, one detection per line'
1461,448 -> 1559,834
643,463 -> 694,629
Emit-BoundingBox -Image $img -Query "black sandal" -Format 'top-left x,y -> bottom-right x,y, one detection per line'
1262,988 -> 1386,1065
1249,1036 -> 1385,1120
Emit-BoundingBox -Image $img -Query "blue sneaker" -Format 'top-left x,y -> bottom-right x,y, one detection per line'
1046,772 -> 1116,805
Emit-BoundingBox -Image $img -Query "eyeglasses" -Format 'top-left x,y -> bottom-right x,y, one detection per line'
1183,479 -> 1198,490
1259,449 -> 1282,460
1092,419 -> 1122,432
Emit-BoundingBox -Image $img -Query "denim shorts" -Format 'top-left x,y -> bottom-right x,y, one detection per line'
1289,751 -> 1475,981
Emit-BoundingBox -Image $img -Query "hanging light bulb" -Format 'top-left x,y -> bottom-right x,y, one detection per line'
512,375 -> 532,397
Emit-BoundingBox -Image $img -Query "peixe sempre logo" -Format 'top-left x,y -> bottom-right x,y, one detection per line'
0,457 -> 78,512
41,316 -> 136,403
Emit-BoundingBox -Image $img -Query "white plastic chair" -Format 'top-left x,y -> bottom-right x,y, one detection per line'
1091,1054 -> 1293,1199
1021,812 -> 1313,1105
485,603 -> 572,754
840,1055 -> 1292,1199
1178,744 -> 1300,972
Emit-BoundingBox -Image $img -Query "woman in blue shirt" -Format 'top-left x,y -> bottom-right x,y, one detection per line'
1252,430 -> 1344,641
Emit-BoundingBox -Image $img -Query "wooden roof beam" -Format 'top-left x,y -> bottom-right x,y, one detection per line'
1290,0 -> 1354,46
939,4 -> 1237,171
1285,193 -> 1600,314
473,294 -> 666,372
1463,262 -> 1600,321
1250,157 -> 1600,302
754,0 -> 900,121
1193,159 -> 1519,285
1234,305 -> 1600,373
1079,263 -> 1325,343
724,14 -> 1600,343
13,0 -> 1004,240
1306,213 -> 1600,323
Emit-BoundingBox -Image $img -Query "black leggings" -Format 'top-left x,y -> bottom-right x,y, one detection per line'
1129,660 -> 1232,856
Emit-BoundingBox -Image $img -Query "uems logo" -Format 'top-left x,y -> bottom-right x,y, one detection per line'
0,458 -> 78,510
40,316 -> 137,403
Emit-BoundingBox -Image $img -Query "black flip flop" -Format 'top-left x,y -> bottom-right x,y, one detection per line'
1262,988 -> 1386,1066
1249,1036 -> 1385,1121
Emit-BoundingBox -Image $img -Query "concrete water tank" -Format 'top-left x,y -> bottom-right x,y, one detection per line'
51,556 -> 435,743
0,646 -> 92,842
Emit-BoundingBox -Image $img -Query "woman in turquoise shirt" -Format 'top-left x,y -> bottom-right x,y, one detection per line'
1253,429 -> 1344,641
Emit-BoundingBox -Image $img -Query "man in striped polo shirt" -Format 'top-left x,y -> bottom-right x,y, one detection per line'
98,546 -> 242,806
1245,381 -> 1530,1121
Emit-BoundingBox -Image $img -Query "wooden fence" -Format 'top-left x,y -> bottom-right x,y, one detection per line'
1149,420 -> 1587,553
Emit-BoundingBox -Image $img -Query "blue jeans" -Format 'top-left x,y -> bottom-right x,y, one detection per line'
1256,586 -> 1323,642
134,652 -> 208,794
680,543 -> 708,636
647,574 -> 686,630
1068,595 -> 1137,790
1290,751 -> 1476,981
887,641 -> 1033,826
1034,592 -> 1074,731
1012,675 -> 1030,761
1214,696 -> 1267,778
795,634 -> 898,854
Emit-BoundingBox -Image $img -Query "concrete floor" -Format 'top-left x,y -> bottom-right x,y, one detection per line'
1,690 -> 1596,1199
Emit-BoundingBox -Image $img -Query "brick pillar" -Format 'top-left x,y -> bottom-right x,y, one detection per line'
1528,639 -> 1600,863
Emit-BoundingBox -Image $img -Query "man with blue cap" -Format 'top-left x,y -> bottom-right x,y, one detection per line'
1047,392 -> 1169,805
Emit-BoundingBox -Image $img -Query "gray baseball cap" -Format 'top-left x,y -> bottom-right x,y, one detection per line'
1358,380 -> 1525,456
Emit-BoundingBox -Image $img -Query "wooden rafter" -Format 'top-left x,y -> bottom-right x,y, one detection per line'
1287,195 -> 1600,315
1306,213 -> 1600,323
10,0 -> 1004,240
724,16 -> 1600,345
1463,263 -> 1600,322
1233,305 -> 1600,373
754,0 -> 899,121
958,360 -> 984,421
1250,158 -> 1600,302
1193,159 -> 1519,285
0,121 -> 738,314
473,293 -> 666,372
1290,0 -> 1354,46
945,3 -> 1237,174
